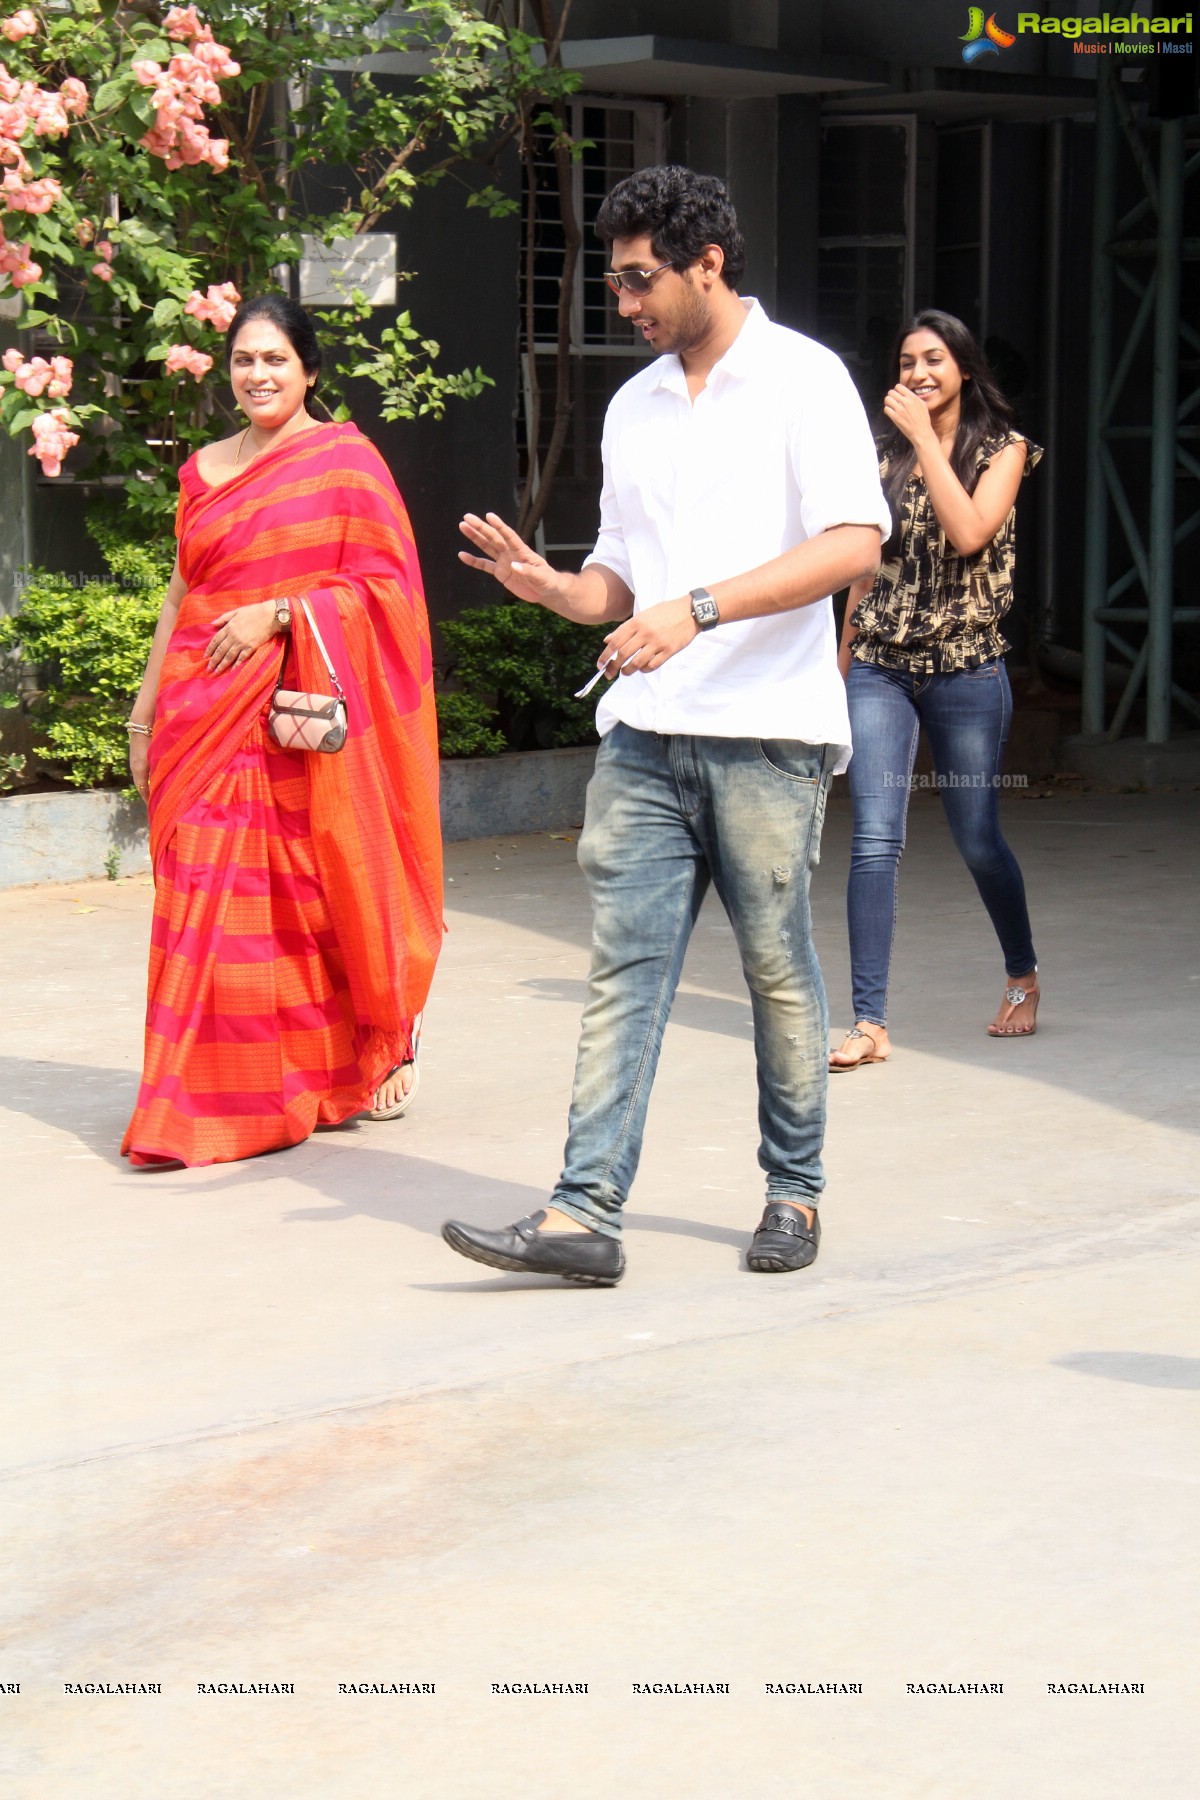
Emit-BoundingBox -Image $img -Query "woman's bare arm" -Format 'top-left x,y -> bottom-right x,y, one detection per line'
128,559 -> 185,800
838,576 -> 873,679
915,437 -> 1027,556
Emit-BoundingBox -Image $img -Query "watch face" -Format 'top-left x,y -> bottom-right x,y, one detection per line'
692,594 -> 719,629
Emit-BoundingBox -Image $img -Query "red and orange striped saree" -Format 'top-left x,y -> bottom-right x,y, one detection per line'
122,422 -> 442,1167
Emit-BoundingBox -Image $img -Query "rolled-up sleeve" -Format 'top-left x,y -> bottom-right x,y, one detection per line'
789,353 -> 891,543
582,416 -> 634,590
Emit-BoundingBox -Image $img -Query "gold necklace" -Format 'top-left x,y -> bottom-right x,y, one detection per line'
232,394 -> 318,469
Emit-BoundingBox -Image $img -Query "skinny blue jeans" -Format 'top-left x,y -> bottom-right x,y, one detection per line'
845,657 -> 1036,1027
551,723 -> 833,1239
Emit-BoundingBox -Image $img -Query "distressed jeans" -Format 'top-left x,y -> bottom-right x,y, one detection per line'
550,722 -> 833,1239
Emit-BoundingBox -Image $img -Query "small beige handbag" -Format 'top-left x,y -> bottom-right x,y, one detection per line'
267,596 -> 348,755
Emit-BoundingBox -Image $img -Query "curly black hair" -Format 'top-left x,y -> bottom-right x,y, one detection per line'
594,165 -> 746,290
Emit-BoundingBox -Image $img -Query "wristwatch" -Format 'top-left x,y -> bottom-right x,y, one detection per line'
690,587 -> 720,631
274,598 -> 293,631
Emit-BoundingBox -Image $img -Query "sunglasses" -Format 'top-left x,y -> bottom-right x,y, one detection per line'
603,261 -> 674,297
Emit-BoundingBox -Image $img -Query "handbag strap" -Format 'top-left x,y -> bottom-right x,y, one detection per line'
297,595 -> 344,697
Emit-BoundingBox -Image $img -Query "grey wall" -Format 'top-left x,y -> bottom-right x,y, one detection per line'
776,96 -> 821,333
360,168 -> 522,639
677,96 -> 779,312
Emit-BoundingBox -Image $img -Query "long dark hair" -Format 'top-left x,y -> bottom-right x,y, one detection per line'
879,309 -> 1014,559
225,293 -> 323,415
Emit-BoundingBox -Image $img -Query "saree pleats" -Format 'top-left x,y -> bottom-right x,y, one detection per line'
122,423 -> 442,1168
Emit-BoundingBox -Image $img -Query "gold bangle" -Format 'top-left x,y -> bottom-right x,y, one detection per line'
126,721 -> 152,737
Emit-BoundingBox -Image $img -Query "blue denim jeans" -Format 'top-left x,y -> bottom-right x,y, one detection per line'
845,657 -> 1036,1026
551,723 -> 833,1239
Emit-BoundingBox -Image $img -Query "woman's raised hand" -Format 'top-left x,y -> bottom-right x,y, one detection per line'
458,512 -> 562,608
882,383 -> 937,450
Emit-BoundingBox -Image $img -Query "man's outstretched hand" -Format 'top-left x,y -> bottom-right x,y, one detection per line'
458,512 -> 563,608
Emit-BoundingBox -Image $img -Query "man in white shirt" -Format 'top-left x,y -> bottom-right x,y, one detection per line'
443,166 -> 889,1287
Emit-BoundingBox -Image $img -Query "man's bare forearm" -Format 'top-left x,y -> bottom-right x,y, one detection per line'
705,525 -> 881,626
538,561 -> 633,625
593,525 -> 883,681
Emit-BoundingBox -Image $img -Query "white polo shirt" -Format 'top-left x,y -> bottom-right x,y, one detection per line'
584,299 -> 889,772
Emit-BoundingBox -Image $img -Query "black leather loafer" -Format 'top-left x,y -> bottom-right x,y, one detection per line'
441,1209 -> 625,1286
746,1201 -> 820,1273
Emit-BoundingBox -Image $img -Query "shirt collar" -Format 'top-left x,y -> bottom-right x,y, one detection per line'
649,297 -> 769,396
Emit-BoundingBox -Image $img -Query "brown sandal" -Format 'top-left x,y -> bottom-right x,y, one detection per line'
987,976 -> 1040,1037
829,1022 -> 890,1072
367,1012 -> 423,1117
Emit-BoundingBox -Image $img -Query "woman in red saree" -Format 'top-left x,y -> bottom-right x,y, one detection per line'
122,296 -> 442,1167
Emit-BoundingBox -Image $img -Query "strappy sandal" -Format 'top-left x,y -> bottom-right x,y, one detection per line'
829,1022 -> 890,1072
987,975 -> 1040,1038
367,1014 -> 422,1119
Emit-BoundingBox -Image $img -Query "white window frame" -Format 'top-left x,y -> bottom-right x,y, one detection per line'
526,95 -> 666,357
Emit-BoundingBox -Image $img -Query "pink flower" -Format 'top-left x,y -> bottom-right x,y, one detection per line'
29,407 -> 79,478
30,92 -> 70,137
184,279 -> 241,331
59,77 -> 88,118
133,32 -> 238,170
191,40 -> 239,80
0,233 -> 40,286
1,10 -> 39,43
2,345 -> 21,371
12,354 -> 51,396
164,6 -> 214,43
2,170 -> 62,213
8,354 -> 74,400
91,262 -> 112,281
164,342 -> 213,380
94,238 -> 113,262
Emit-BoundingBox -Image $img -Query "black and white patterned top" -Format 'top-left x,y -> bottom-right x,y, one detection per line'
850,432 -> 1042,675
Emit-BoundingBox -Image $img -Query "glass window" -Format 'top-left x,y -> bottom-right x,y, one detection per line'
816,118 -> 914,406
519,97 -> 665,551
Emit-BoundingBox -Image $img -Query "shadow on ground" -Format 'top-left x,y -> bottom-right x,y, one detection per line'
1053,1352 -> 1200,1389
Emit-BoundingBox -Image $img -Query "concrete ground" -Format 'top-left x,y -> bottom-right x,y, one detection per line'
1,786 -> 1197,1800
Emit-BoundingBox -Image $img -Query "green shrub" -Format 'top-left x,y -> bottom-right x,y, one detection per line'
435,691 -> 507,760
438,601 -> 607,758
0,513 -> 168,791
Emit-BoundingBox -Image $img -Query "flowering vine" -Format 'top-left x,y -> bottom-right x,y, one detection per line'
0,0 -> 576,521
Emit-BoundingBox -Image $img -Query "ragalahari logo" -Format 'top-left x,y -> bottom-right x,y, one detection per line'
961,7 -> 1017,60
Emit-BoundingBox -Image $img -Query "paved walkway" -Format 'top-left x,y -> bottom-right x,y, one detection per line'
1,789 -> 1196,1798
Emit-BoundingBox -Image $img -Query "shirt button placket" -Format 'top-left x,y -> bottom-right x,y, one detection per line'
659,394 -> 696,736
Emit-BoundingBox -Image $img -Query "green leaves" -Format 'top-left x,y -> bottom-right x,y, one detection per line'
0,517 -> 167,789
329,310 -> 493,424
438,602 -> 605,756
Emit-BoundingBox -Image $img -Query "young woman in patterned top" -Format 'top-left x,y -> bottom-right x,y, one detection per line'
831,310 -> 1042,1070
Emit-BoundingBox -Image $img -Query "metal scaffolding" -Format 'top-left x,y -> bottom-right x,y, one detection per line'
1081,64 -> 1200,744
